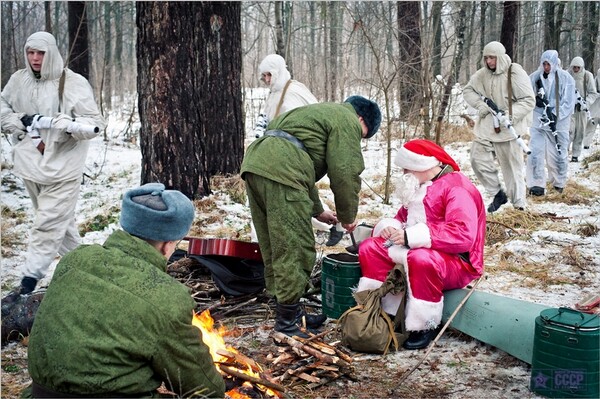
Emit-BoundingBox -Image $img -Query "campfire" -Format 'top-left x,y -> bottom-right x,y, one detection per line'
192,309 -> 357,398
193,310 -> 284,398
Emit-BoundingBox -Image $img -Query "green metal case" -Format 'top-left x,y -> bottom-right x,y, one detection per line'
530,307 -> 599,398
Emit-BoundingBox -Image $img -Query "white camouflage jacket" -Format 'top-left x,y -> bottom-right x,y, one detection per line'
1,32 -> 106,184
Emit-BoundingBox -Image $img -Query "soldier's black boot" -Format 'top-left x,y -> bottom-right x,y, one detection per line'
487,190 -> 508,213
274,302 -> 310,338
325,227 -> 344,246
297,306 -> 327,329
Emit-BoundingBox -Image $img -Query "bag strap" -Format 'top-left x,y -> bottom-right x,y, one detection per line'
58,69 -> 66,112
379,310 -> 399,355
507,64 -> 513,118
274,79 -> 292,117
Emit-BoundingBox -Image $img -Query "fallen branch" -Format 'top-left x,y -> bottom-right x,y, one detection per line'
219,365 -> 285,393
390,275 -> 484,393
272,332 -> 351,368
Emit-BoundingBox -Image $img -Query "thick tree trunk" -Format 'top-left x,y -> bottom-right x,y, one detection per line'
68,1 -> 89,79
582,1 -> 599,72
136,2 -> 242,199
500,1 -> 519,61
397,1 -> 422,122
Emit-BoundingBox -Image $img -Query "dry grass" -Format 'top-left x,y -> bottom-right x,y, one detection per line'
211,174 -> 247,205
1,206 -> 27,258
78,206 -> 120,236
438,122 -> 475,145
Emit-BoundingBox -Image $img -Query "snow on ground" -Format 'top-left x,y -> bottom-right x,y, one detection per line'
1,103 -> 599,398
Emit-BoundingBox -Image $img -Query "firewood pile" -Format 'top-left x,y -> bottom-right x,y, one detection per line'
168,255 -> 358,393
268,330 -> 357,389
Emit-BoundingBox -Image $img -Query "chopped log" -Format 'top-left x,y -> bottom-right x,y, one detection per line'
219,365 -> 285,393
217,349 -> 262,372
296,337 -> 336,355
272,332 -> 351,368
293,372 -> 320,383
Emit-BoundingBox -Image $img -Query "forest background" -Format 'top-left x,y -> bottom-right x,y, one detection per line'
1,1 -> 599,202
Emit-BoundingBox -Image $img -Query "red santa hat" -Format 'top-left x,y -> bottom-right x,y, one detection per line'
394,139 -> 460,172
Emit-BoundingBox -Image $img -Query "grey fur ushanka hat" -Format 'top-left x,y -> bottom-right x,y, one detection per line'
120,183 -> 195,242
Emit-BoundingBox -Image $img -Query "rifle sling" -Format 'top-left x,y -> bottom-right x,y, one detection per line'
508,64 -> 513,118
58,70 -> 66,112
274,79 -> 292,117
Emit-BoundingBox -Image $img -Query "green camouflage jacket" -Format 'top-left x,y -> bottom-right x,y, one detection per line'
241,102 -> 365,224
26,230 -> 225,398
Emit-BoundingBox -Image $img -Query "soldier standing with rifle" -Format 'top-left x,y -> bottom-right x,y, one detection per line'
527,50 -> 576,196
568,57 -> 598,161
463,41 -> 535,213
1,31 -> 105,301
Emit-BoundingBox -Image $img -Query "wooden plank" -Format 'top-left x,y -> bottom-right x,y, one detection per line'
442,289 -> 550,364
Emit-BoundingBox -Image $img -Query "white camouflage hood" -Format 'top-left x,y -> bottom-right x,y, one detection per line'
258,54 -> 291,92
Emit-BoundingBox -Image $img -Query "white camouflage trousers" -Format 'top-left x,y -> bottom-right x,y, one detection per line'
470,139 -> 527,209
526,125 -> 570,190
22,178 -> 82,280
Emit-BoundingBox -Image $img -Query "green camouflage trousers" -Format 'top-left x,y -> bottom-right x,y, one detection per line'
245,173 -> 315,303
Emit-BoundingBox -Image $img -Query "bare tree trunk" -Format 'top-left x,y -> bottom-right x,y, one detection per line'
544,1 -> 565,50
114,3 -> 123,103
44,1 -> 52,33
274,1 -> 285,56
328,1 -> 339,102
431,1 -> 442,77
582,1 -> 599,72
500,1 -> 519,61
68,1 -> 89,79
397,1 -> 421,122
478,2 -> 488,70
435,3 -> 467,144
103,2 -> 112,111
136,2 -> 243,198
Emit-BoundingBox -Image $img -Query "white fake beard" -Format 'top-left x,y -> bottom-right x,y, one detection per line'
395,172 -> 421,206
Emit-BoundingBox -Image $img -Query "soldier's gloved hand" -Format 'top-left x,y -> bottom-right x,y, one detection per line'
477,106 -> 490,119
20,114 -> 36,127
535,96 -> 545,108
51,113 -> 75,132
2,113 -> 28,143
496,112 -> 509,127
254,113 -> 269,138
575,103 -> 581,113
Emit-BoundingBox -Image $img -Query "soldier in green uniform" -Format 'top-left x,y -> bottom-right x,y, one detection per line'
24,183 -> 225,398
241,96 -> 381,337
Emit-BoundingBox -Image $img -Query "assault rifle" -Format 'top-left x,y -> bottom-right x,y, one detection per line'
20,114 -> 100,155
575,89 -> 596,126
535,79 -> 561,155
477,94 -> 531,154
20,114 -> 53,154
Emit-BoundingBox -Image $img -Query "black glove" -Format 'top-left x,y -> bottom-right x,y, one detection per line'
535,96 -> 545,108
20,114 -> 36,127
575,103 -> 581,112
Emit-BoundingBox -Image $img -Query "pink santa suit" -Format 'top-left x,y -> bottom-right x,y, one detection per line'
358,140 -> 486,332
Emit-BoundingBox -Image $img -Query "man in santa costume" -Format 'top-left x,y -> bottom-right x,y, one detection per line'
358,140 -> 486,349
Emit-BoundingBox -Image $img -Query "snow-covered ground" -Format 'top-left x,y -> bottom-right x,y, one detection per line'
1,99 -> 599,398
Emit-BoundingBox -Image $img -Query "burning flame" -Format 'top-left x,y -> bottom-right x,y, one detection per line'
192,310 -> 280,398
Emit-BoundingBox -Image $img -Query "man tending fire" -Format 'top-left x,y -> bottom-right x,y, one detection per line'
23,183 -> 225,398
